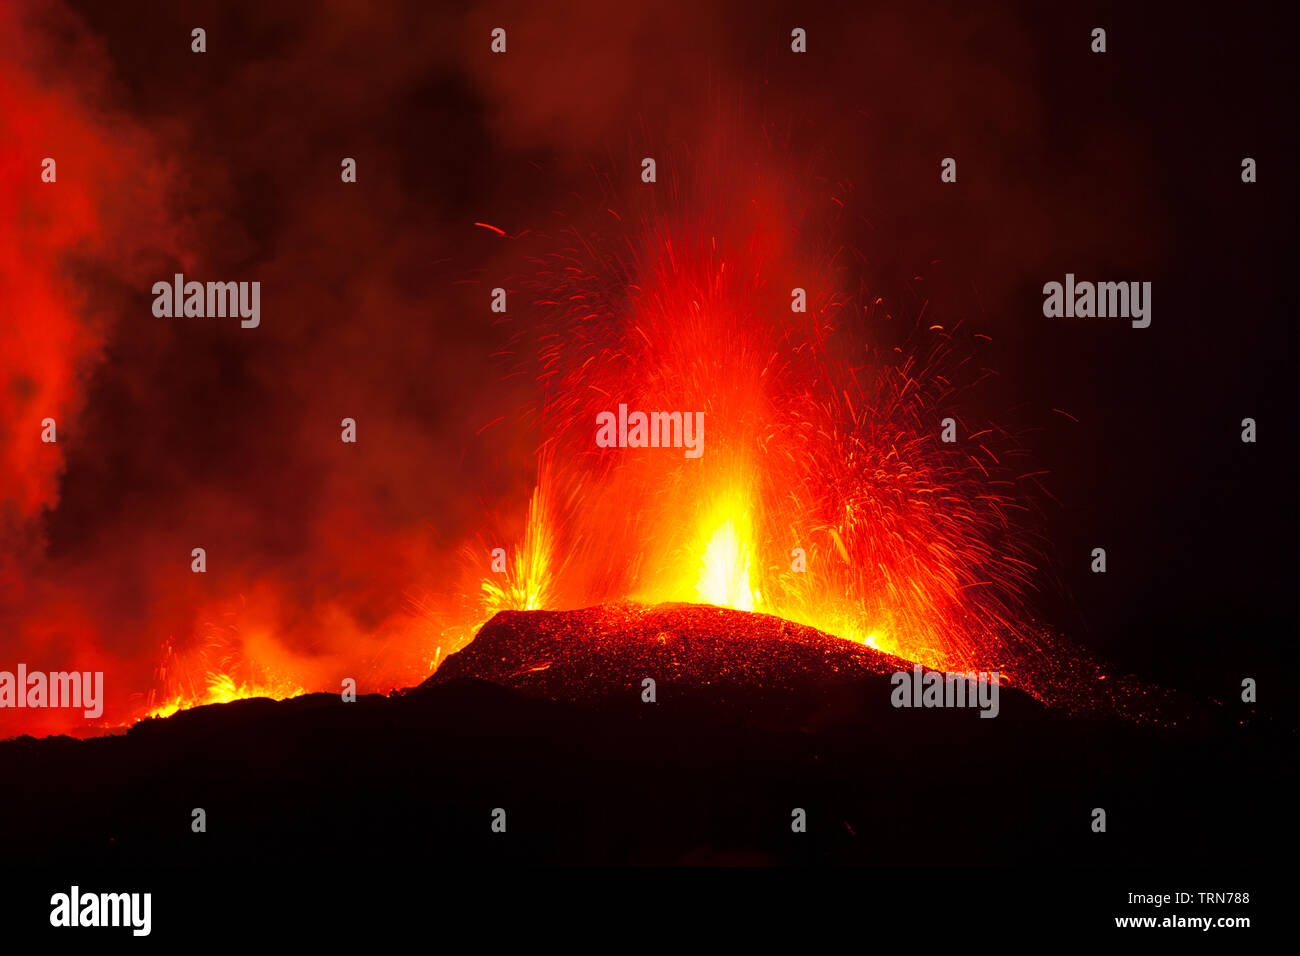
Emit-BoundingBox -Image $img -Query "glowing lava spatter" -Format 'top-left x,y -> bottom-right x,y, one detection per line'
479,475 -> 559,615
484,144 -> 1046,679
137,628 -> 305,723
695,514 -> 759,612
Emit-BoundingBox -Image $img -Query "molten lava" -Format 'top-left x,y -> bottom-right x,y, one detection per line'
135,628 -> 306,725
694,512 -> 759,612
479,480 -> 558,616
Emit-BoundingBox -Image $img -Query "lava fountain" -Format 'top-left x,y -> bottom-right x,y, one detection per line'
475,137 -> 1047,680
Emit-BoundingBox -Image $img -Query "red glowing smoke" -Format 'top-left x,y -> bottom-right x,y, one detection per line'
3,1 -> 1150,737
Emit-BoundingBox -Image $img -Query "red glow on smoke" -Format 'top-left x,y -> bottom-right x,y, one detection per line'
0,4 -> 1088,739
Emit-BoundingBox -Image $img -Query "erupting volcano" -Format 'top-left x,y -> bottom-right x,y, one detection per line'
113,136 -> 1070,733
0,112 -> 1089,738
0,4 -> 1285,924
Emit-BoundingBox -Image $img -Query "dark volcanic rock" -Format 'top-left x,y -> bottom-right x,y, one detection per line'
0,604 -> 1287,870
421,602 -> 1041,729
425,602 -> 901,694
